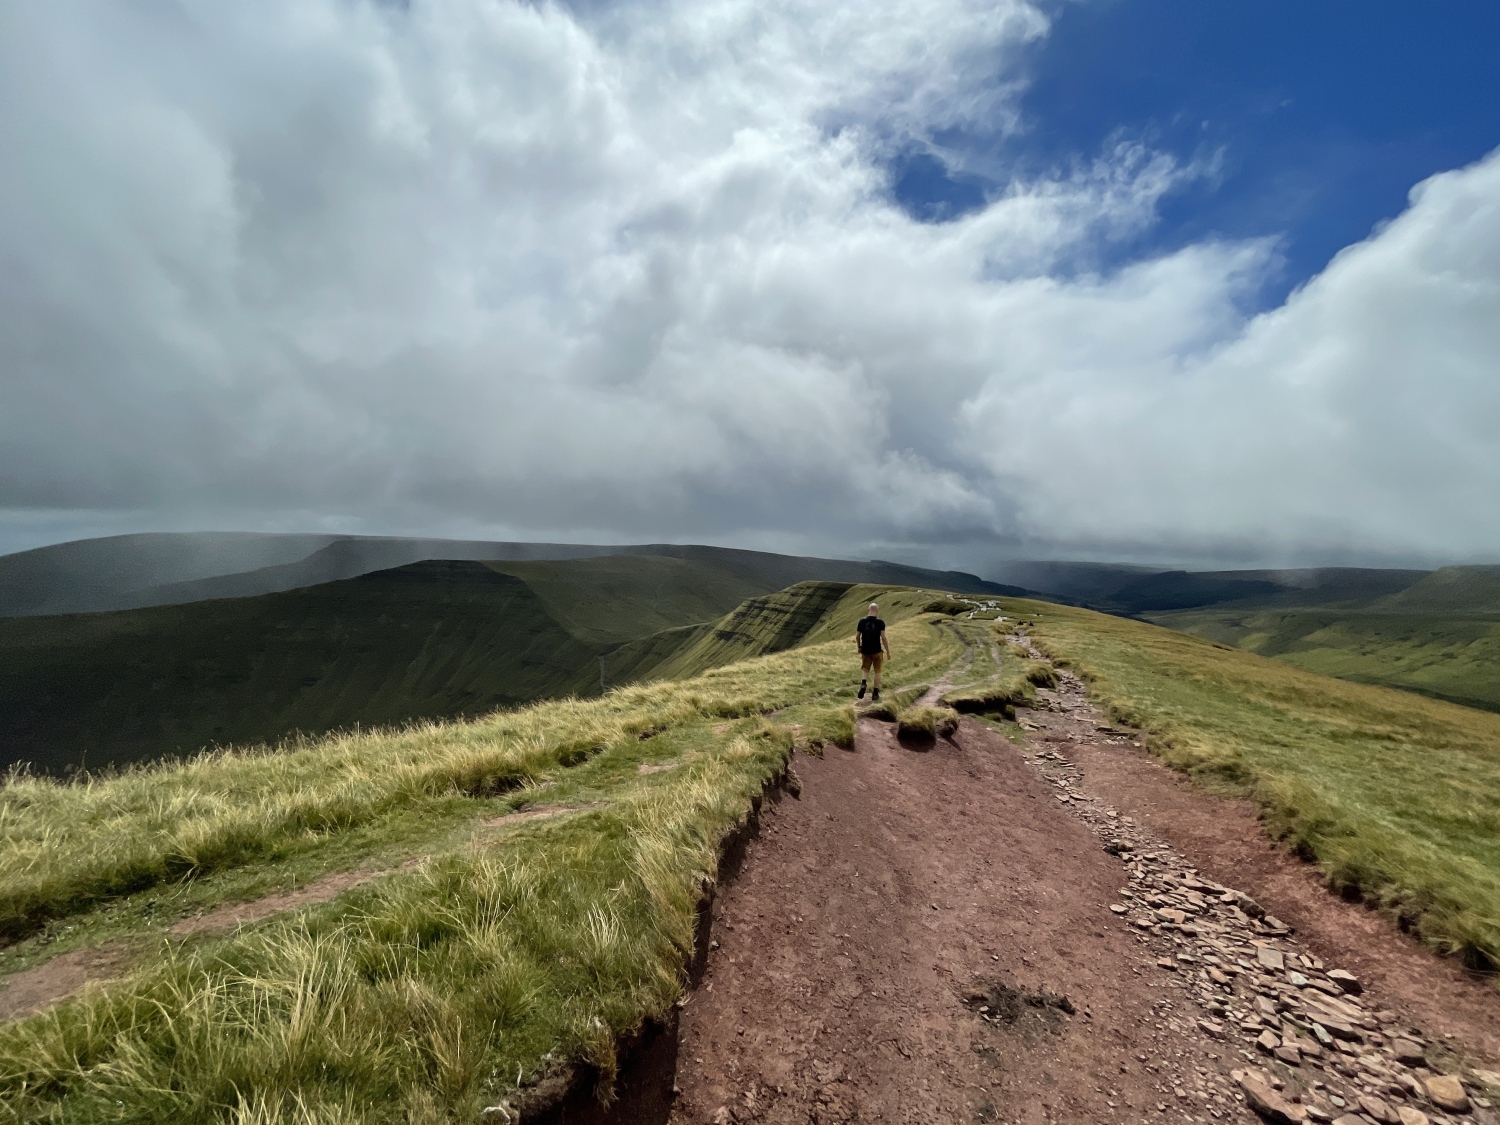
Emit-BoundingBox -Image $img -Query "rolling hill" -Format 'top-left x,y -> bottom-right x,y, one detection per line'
1001,559 -> 1500,712
1144,566 -> 1500,712
0,546 -> 984,775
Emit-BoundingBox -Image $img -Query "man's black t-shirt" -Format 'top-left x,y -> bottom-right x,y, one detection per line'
856,616 -> 886,655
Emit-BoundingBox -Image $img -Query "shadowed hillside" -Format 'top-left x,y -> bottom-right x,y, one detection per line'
0,555 -> 775,775
0,552 -> 993,775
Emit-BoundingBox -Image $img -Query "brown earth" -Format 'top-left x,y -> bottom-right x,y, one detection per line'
0,941 -> 134,1023
1028,673 -> 1500,1060
169,866 -> 390,936
667,669 -> 1500,1125
667,714 -> 1259,1125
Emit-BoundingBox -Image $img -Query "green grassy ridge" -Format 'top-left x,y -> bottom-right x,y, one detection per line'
0,561 -> 603,777
0,556 -> 768,777
0,532 -> 1021,620
1148,606 -> 1500,714
643,581 -> 940,682
1016,598 -> 1500,969
0,614 -> 964,1122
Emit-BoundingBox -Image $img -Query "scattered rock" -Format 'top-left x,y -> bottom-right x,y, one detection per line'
1424,1074 -> 1470,1114
1235,1069 -> 1308,1123
1303,1004 -> 1362,1042
1326,969 -> 1362,995
1390,1039 -> 1425,1066
1014,662 -> 1482,1125
1236,892 -> 1268,919
1357,1095 -> 1398,1124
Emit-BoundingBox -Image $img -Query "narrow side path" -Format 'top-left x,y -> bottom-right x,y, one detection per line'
668,714 -> 1256,1125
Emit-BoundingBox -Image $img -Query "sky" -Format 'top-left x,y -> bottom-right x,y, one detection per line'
1,0 -> 1498,571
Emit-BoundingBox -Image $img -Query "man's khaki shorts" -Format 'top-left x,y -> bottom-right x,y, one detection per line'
860,652 -> 884,673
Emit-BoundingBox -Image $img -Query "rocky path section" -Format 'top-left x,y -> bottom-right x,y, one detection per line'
1019,665 -> 1500,1062
1010,648 -> 1500,1125
668,644 -> 1499,1125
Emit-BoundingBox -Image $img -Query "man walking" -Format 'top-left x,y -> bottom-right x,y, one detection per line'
855,603 -> 891,701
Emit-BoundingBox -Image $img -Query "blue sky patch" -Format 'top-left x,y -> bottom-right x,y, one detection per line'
891,0 -> 1500,305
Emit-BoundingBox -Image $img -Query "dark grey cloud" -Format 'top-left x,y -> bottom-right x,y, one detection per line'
1,0 -> 1498,566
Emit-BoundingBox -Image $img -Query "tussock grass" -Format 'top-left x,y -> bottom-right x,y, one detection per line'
895,706 -> 960,741
0,729 -> 791,1123
857,685 -> 926,722
797,703 -> 856,751
1015,598 -> 1500,969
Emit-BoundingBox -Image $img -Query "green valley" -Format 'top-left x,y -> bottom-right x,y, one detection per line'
1147,565 -> 1500,713
0,548 -> 987,776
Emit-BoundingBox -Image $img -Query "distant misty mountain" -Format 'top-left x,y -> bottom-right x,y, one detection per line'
993,559 -> 1430,615
0,532 -> 1022,618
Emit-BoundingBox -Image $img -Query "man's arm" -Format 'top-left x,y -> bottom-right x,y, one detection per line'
882,627 -> 891,658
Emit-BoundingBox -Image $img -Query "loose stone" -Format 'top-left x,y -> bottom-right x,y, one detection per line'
1423,1074 -> 1469,1114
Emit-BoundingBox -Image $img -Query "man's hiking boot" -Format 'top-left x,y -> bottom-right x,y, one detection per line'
857,680 -> 867,699
871,688 -> 881,702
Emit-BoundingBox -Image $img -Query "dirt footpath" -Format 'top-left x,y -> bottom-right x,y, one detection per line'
668,715 -> 1258,1125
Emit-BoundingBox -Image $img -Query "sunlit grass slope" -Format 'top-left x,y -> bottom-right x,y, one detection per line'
645,582 -> 945,682
1016,599 -> 1500,968
0,614 -> 962,1122
1150,606 -> 1500,714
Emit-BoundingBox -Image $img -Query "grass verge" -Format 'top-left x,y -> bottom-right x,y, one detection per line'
1012,598 -> 1500,970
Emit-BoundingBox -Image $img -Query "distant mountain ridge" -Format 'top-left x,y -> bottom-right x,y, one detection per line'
0,532 -> 1022,618
994,559 -> 1431,614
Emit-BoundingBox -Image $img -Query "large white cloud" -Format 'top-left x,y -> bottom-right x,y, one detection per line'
0,0 -> 1496,564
